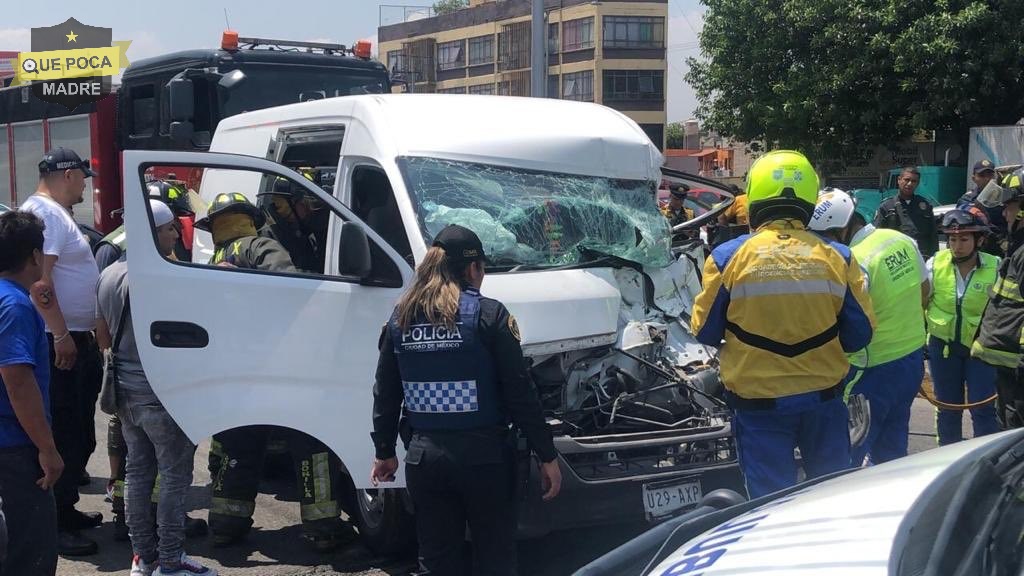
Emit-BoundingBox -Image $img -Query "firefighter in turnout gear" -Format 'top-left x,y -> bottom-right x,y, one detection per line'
195,193 -> 354,550
256,171 -> 328,273
972,168 -> 1024,429
810,189 -> 929,465
925,210 -> 1000,444
371,224 -> 562,575
691,151 -> 875,498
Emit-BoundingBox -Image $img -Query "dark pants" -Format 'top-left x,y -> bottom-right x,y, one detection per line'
405,431 -> 516,576
731,392 -> 851,499
0,446 -> 58,576
995,367 -> 1024,429
849,350 -> 925,466
107,415 -> 127,516
927,337 -> 999,444
47,331 -> 102,524
208,426 -> 342,536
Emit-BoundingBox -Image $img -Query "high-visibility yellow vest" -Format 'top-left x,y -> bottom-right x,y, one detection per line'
851,228 -> 926,367
926,250 -> 999,347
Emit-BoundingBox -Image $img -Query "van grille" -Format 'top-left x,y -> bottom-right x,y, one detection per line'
561,436 -> 737,481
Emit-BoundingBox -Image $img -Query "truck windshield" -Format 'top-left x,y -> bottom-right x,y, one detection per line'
398,157 -> 672,269
220,64 -> 387,117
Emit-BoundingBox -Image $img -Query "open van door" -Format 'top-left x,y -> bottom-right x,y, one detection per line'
122,150 -> 412,488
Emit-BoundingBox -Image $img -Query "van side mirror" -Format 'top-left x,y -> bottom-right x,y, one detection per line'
168,78 -> 195,122
338,222 -> 372,279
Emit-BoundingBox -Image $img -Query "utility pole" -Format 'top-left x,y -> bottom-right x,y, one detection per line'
530,0 -> 546,97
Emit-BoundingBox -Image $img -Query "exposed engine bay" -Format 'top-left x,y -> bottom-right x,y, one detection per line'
528,251 -> 731,438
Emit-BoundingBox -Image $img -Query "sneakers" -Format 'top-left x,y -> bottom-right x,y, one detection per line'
157,552 -> 216,576
130,554 -> 157,576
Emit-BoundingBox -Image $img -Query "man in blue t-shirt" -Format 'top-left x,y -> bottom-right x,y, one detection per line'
0,211 -> 63,576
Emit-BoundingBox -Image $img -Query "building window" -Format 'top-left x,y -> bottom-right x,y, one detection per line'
562,17 -> 594,52
602,70 -> 664,101
547,75 -> 559,98
640,123 -> 665,151
387,50 -> 407,73
437,86 -> 467,94
468,83 -> 495,95
468,35 -> 494,65
548,23 -> 559,55
603,16 -> 666,49
562,70 -> 594,102
437,40 -> 465,70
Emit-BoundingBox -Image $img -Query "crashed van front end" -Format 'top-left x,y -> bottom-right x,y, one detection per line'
397,154 -> 744,534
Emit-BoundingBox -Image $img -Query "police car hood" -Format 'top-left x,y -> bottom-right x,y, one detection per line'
648,432 -> 1017,576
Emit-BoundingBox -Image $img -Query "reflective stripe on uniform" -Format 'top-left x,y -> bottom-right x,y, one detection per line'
298,452 -> 338,521
113,479 -> 124,498
970,340 -> 1021,368
994,278 -> 1024,302
731,279 -> 846,299
211,496 -> 256,518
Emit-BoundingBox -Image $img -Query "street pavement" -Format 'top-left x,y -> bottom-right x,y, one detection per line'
58,396 -> 958,576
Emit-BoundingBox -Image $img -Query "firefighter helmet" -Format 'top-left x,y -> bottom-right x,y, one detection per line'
147,180 -> 194,216
194,192 -> 265,231
940,209 -> 988,235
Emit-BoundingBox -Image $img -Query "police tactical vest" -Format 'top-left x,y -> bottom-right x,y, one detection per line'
95,224 -> 126,256
927,251 -> 998,346
388,289 -> 502,431
852,228 -> 927,367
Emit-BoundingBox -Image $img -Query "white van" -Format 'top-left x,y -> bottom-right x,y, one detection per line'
123,94 -> 742,553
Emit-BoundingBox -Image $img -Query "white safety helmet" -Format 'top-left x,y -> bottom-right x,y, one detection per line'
809,189 -> 856,232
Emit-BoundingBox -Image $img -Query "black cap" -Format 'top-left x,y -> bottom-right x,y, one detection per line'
432,224 -> 486,262
973,159 -> 995,175
38,147 -> 96,177
669,183 -> 689,199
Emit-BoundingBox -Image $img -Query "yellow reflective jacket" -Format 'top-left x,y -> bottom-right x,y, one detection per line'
691,220 -> 876,399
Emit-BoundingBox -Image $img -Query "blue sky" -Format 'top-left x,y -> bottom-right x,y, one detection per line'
2,0 -> 705,120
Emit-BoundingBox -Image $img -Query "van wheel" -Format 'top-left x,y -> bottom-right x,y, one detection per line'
354,488 -> 416,556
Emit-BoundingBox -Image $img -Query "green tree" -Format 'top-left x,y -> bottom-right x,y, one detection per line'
666,122 -> 685,149
686,0 -> 1024,171
433,0 -> 469,15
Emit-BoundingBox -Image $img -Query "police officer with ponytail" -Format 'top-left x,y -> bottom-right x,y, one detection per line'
371,224 -> 561,576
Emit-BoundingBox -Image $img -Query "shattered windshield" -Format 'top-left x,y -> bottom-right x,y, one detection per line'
398,157 -> 671,269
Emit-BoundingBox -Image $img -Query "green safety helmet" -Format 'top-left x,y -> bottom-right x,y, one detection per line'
194,192 -> 265,231
746,150 -> 820,228
147,180 -> 194,216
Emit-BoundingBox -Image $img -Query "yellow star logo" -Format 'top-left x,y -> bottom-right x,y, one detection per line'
66,30 -> 78,42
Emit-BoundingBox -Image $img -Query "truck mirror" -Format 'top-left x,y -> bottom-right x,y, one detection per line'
168,78 -> 195,122
338,222 -> 372,279
218,69 -> 247,91
169,121 -> 194,144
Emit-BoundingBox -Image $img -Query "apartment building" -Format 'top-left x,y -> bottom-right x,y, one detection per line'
378,0 -> 668,149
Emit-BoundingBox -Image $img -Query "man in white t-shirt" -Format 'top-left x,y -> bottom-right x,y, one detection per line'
18,147 -> 103,557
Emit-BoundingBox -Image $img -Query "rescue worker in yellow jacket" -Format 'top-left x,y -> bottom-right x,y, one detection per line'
692,151 -> 875,498
810,190 -> 929,466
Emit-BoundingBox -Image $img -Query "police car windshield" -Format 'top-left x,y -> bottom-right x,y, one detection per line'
220,65 -> 387,117
397,157 -> 672,270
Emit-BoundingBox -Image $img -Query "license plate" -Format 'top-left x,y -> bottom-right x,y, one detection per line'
642,478 -> 702,520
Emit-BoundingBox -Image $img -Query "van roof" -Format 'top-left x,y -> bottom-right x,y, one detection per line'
214,94 -> 664,181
